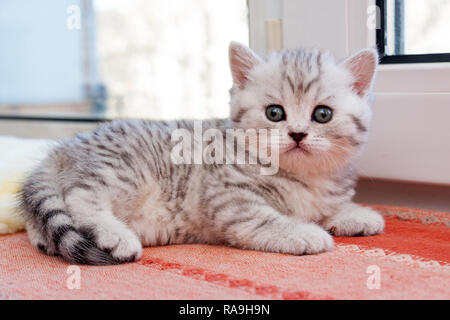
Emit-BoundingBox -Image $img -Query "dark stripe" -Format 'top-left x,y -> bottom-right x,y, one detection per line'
105,133 -> 114,142
70,239 -> 95,264
287,75 -> 296,95
117,174 -> 138,189
252,218 -> 273,232
64,183 -> 93,196
350,115 -> 367,132
230,163 -> 246,175
303,75 -> 320,94
296,80 -> 304,96
96,143 -> 120,155
175,165 -> 192,200
127,138 -> 155,180
120,151 -> 134,168
344,136 -> 362,147
223,216 -> 255,230
211,196 -> 255,217
100,160 -> 115,168
224,182 -> 266,199
52,224 -> 76,248
257,183 -> 285,203
316,53 -> 322,70
41,209 -> 67,226
34,195 -> 58,214
222,182 -> 287,212
232,108 -> 248,123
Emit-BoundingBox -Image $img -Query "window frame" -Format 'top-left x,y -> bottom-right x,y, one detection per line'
279,0 -> 450,185
0,115 -> 107,123
0,1 -> 251,124
376,0 -> 450,64
0,0 -> 102,123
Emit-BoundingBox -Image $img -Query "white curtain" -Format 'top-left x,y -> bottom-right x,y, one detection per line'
95,0 -> 249,120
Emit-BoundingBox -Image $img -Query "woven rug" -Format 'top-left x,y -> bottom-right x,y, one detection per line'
0,205 -> 448,300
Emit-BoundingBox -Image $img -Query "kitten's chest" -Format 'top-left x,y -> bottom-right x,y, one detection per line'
277,178 -> 343,223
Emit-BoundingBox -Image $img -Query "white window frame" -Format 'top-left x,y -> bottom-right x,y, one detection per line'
249,0 -> 450,185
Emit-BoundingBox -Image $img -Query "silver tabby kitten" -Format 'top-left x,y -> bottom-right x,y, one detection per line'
20,42 -> 384,265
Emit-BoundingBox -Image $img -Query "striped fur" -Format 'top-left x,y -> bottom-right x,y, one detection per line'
20,43 -> 384,265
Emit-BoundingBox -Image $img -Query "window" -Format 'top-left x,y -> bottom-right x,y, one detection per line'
0,0 -> 248,120
377,0 -> 450,63
281,0 -> 450,185
1,0 -> 449,184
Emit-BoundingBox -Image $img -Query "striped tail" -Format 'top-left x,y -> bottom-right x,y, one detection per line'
19,167 -> 121,265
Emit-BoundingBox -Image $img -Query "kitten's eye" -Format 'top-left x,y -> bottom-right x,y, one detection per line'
312,105 -> 333,123
265,105 -> 286,122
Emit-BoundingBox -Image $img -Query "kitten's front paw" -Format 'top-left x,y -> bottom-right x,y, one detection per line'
323,205 -> 384,236
282,224 -> 334,255
95,227 -> 143,262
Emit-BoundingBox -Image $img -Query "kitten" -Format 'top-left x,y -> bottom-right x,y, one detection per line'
20,42 -> 384,265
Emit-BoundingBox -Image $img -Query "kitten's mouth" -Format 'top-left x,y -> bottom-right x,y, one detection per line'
286,143 -> 310,155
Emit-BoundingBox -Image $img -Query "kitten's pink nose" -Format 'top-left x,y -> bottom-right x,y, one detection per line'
289,132 -> 308,143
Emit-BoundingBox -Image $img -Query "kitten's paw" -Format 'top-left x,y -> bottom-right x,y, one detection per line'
95,227 -> 143,262
273,224 -> 333,255
295,224 -> 334,254
323,205 -> 384,236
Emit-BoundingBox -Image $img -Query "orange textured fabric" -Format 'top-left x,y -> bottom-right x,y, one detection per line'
0,205 -> 449,300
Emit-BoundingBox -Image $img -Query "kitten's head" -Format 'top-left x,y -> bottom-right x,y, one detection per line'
228,42 -> 378,175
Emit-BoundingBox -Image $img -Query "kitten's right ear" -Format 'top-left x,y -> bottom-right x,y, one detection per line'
229,42 -> 261,89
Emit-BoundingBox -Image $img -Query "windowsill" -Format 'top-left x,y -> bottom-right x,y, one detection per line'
378,61 -> 450,70
355,178 -> 450,212
375,62 -> 450,93
0,102 -> 110,122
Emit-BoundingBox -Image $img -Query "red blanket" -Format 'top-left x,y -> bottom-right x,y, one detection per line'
1,205 -> 449,299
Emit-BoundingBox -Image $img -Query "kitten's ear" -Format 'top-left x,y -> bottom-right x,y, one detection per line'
229,41 -> 262,89
342,48 -> 378,97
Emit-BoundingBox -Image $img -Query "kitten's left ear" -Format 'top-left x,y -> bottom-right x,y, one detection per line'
342,48 -> 379,98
